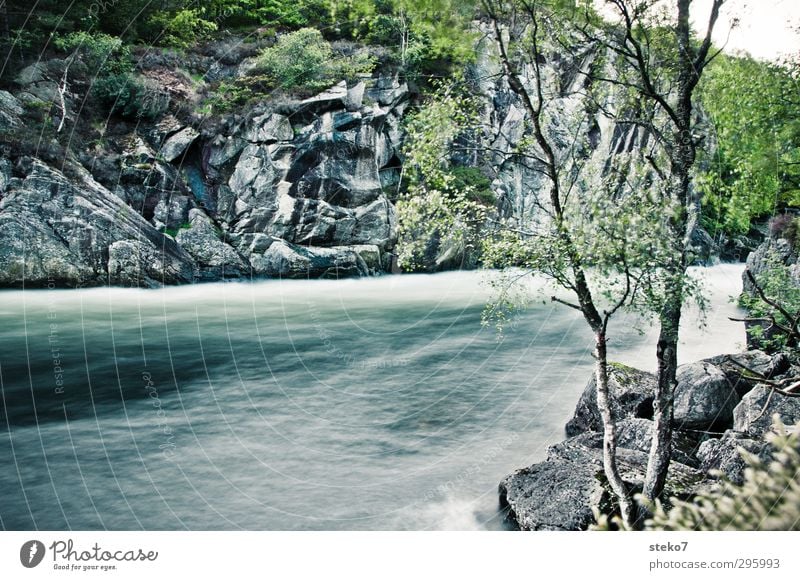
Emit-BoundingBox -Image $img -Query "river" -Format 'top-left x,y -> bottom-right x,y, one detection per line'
0,265 -> 745,530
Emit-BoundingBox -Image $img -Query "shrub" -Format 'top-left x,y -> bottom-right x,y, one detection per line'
92,74 -> 171,120
647,417 -> 800,531
149,8 -> 218,49
53,31 -> 132,76
255,28 -> 375,91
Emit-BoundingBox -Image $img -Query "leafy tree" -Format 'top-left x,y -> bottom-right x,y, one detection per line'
576,0 -> 727,512
698,55 -> 800,237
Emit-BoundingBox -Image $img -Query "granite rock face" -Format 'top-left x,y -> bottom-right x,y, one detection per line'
0,72 -> 406,286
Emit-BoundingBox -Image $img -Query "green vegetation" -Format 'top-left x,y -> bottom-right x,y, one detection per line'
699,55 -> 800,237
647,418 -> 800,531
163,222 -> 192,238
255,28 -> 375,91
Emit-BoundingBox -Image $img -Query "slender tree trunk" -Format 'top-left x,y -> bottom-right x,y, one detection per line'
595,330 -> 635,526
642,288 -> 681,505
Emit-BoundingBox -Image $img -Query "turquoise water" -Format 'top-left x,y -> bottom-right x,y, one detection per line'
0,266 -> 745,530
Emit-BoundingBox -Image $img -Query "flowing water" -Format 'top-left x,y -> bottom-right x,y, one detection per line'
0,265 -> 746,530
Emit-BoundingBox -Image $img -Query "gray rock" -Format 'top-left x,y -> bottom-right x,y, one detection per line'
706,351 -> 790,397
615,418 -> 703,467
499,457 -> 604,530
175,209 -> 247,279
300,81 -> 347,114
0,90 -> 23,131
160,127 -> 199,162
346,81 -> 365,111
501,438 -> 705,531
208,136 -> 246,168
673,361 -> 738,431
565,364 -> 656,436
0,159 -> 194,287
108,239 -> 194,288
249,239 -> 369,279
243,112 -> 293,143
697,430 -> 772,485
733,386 -> 800,437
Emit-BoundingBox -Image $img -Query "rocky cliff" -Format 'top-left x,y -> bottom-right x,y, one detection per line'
0,30 -> 713,287
0,55 -> 406,287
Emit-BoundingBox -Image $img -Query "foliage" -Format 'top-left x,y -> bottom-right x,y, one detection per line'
148,8 -> 218,49
201,80 -> 257,113
647,417 -> 800,531
698,54 -> 800,237
91,74 -> 171,120
53,31 -> 133,76
396,81 -> 488,270
255,28 -> 375,90
396,185 -> 488,271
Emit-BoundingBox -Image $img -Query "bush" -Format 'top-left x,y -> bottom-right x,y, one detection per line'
149,8 -> 218,49
92,74 -> 171,120
647,417 -> 800,531
53,31 -> 132,76
255,28 -> 375,91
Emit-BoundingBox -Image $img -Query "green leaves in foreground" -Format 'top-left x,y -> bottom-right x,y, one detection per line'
648,417 -> 800,531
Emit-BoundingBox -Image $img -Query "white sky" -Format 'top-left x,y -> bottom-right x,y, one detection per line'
698,0 -> 800,61
595,0 -> 800,61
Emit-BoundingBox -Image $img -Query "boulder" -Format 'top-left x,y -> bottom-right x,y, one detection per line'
160,127 -> 199,162
249,240 -> 369,279
706,351 -> 791,397
565,364 -> 656,436
615,418 -> 702,467
300,81 -> 348,114
0,159 -> 195,287
673,361 -> 738,431
733,386 -> 800,437
0,90 -> 23,131
501,437 -> 705,531
108,239 -> 195,287
242,112 -> 293,143
697,430 -> 772,485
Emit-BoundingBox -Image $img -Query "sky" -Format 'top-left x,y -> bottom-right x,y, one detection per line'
594,0 -> 799,61
697,0 -> 800,61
